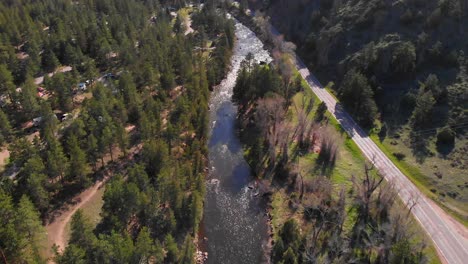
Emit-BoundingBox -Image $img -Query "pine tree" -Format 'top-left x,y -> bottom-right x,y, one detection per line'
116,123 -> 128,156
57,244 -> 86,264
67,135 -> 91,187
15,195 -> 45,261
45,138 -> 69,183
42,49 -> 60,73
86,134 -> 99,170
69,210 -> 96,252
411,90 -> 435,128
0,190 -> 22,262
20,76 -> 40,120
164,234 -> 179,263
338,69 -> 377,127
0,64 -> 16,103
134,227 -> 154,263
281,247 -> 298,264
21,156 -> 49,213
179,235 -> 195,264
0,109 -> 12,145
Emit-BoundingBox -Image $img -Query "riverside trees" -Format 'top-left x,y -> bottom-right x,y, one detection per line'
233,57 -> 429,263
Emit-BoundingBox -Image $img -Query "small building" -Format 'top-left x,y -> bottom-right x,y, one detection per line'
78,83 -> 87,91
33,117 -> 43,127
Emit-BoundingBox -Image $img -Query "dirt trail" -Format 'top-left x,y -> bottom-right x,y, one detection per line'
0,147 -> 9,169
45,144 -> 141,256
45,177 -> 108,253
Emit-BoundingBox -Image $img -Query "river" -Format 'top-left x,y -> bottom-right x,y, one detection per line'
199,20 -> 272,264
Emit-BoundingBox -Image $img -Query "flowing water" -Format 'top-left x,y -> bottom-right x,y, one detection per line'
200,21 -> 272,264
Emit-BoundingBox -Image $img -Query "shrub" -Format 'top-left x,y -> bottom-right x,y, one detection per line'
400,10 -> 414,24
392,42 -> 416,75
393,152 -> 406,161
437,127 -> 455,145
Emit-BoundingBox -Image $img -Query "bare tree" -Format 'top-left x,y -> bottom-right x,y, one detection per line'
255,95 -> 288,176
316,126 -> 339,170
352,160 -> 384,223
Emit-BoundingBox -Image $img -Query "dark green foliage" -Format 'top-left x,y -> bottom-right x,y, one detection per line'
393,152 -> 407,161
258,0 -> 468,156
437,127 -> 455,145
338,69 -> 378,127
0,1 -> 233,262
281,247 -> 298,264
19,156 -> 49,213
392,42 -> 416,75
272,219 -> 302,263
0,191 -> 45,263
164,234 -> 179,263
20,77 -> 40,120
279,219 -> 301,251
42,49 -> 60,73
69,210 -> 96,253
411,89 -> 435,128
0,64 -> 16,103
57,244 -> 86,264
315,102 -> 327,122
233,57 -> 283,107
0,108 -> 12,144
67,135 -> 90,186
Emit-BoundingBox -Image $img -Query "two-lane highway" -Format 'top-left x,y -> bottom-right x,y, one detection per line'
292,53 -> 468,263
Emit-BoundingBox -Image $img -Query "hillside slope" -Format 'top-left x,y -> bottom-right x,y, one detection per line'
252,0 -> 468,220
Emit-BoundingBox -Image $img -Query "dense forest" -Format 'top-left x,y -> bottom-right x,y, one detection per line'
0,0 -> 234,262
249,0 -> 468,222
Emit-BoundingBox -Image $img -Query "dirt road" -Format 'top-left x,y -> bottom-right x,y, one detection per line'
45,178 -> 106,253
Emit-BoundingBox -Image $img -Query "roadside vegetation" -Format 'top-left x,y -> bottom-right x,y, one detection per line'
0,0 -> 234,263
248,0 -> 468,225
233,54 -> 440,263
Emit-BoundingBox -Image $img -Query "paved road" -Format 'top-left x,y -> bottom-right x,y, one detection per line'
288,50 -> 468,263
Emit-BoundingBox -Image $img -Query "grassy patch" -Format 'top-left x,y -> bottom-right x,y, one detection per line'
370,133 -> 468,227
270,190 -> 290,240
63,186 -> 105,243
269,88 -> 442,262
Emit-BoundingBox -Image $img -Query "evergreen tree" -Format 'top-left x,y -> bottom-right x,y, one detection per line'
57,244 -> 86,264
45,137 -> 68,183
42,49 -> 60,73
69,210 -> 96,252
20,76 -> 40,120
164,234 -> 179,263
0,64 -> 16,103
21,156 -> 49,213
0,109 -> 12,145
179,235 -> 195,264
338,69 -> 377,127
133,227 -> 156,263
67,135 -> 91,187
15,195 -> 45,261
281,247 -> 298,264
0,190 -> 22,262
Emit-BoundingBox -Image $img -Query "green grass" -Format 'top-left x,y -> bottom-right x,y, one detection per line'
370,133 -> 468,227
299,62 -> 467,227
270,191 -> 290,240
323,81 -> 339,101
63,186 -> 105,244
267,88 -> 442,263
240,54 -> 442,262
